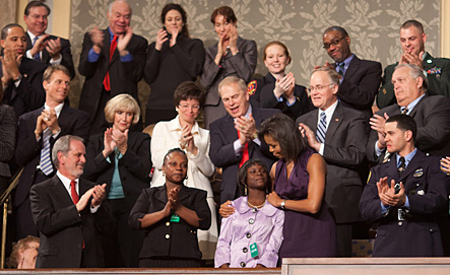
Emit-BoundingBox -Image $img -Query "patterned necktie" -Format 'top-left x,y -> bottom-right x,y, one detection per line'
401,106 -> 409,115
237,130 -> 249,167
316,111 -> 327,143
39,129 -> 54,176
70,180 -> 79,204
33,36 -> 40,61
103,35 -> 118,91
337,62 -> 345,76
398,157 -> 406,176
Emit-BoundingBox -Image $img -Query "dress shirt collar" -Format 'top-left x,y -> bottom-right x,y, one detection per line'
168,115 -> 200,136
235,196 -> 278,217
396,148 -> 417,169
56,171 -> 79,196
318,100 -> 338,127
402,94 -> 425,115
44,102 -> 64,118
108,27 -> 116,42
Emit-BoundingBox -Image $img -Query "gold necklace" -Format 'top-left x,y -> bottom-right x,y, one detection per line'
247,200 -> 266,212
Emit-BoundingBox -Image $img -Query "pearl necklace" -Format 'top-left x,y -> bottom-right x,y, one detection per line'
247,200 -> 266,212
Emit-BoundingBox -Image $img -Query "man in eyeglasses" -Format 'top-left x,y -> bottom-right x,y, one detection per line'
320,26 -> 382,122
377,20 -> 450,109
296,66 -> 368,257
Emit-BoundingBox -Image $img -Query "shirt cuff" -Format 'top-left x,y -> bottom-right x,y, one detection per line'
50,54 -> 63,65
120,52 -> 133,62
375,141 -> 383,157
88,48 -> 100,62
286,96 -> 297,107
233,139 -> 243,156
318,143 -> 324,155
381,202 -> 390,215
26,50 -> 33,59
403,196 -> 410,209
90,204 -> 100,213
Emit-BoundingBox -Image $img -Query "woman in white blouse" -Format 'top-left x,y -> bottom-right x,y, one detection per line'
150,81 -> 217,260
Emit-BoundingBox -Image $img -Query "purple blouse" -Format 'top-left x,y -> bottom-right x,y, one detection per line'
215,196 -> 284,268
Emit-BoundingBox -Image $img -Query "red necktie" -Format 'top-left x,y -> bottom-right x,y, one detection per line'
103,35 -> 118,92
70,180 -> 79,204
238,130 -> 249,167
70,180 -> 85,249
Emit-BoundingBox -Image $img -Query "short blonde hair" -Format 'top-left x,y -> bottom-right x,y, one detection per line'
104,94 -> 140,125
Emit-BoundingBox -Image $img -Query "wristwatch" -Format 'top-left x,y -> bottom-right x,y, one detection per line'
280,200 -> 286,209
252,131 -> 258,140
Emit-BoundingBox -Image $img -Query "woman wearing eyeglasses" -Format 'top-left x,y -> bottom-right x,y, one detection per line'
248,41 -> 312,119
150,81 -> 217,260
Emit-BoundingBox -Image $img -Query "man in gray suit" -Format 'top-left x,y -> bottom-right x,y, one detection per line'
368,63 -> 450,162
297,67 -> 368,256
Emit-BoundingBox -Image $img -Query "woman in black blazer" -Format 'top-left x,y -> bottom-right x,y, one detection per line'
83,94 -> 151,267
129,148 -> 211,268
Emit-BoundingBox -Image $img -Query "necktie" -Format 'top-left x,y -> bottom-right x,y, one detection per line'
336,62 -> 345,76
33,36 -> 40,61
70,180 -> 79,204
398,157 -> 406,176
237,130 -> 249,167
316,112 -> 327,143
103,35 -> 118,91
40,129 -> 54,176
401,106 -> 409,115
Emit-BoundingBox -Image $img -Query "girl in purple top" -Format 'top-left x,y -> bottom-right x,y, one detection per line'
215,159 -> 284,268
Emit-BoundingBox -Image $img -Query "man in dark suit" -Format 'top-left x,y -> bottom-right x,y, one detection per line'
360,115 -> 448,257
23,1 -> 75,79
78,0 -> 147,135
209,76 -> 278,204
320,26 -> 382,121
14,65 -> 90,240
297,67 -> 368,256
367,63 -> 450,163
30,135 -> 109,268
377,20 -> 450,109
1,23 -> 47,119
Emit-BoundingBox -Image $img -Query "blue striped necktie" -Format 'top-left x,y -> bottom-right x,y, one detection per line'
40,129 -> 54,176
316,111 -> 327,143
33,36 -> 40,61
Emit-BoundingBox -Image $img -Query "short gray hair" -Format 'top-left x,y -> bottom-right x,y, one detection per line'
218,76 -> 247,97
394,63 -> 428,91
311,66 -> 341,86
108,0 -> 132,15
52,135 -> 84,169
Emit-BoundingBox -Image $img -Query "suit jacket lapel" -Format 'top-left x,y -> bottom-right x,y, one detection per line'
326,103 -> 344,141
224,115 -> 238,143
343,55 -> 360,80
408,94 -> 427,118
51,176 -> 74,204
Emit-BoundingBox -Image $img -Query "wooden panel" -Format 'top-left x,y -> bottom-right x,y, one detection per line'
282,258 -> 450,275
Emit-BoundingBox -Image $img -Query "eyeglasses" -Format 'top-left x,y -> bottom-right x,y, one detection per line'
179,104 -> 200,110
323,36 -> 346,50
307,83 -> 335,93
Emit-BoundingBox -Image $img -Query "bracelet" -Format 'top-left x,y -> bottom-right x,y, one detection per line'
280,200 -> 286,209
